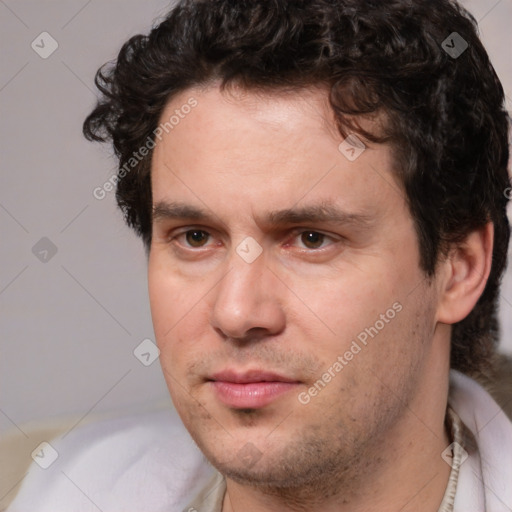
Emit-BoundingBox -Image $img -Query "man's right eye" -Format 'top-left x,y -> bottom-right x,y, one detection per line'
179,229 -> 211,248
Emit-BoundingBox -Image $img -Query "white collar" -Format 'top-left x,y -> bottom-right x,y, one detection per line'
449,370 -> 512,511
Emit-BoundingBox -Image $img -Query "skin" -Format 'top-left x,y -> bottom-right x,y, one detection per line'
148,83 -> 493,511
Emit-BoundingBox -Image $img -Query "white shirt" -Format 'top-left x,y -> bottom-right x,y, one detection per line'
7,409 -> 215,512
7,371 -> 512,512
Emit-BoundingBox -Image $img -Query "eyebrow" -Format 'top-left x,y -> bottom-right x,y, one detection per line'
152,200 -> 375,229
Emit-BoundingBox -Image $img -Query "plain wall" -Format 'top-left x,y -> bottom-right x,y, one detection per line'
1,0 -> 511,435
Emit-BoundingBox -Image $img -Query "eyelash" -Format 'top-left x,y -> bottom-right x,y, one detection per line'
170,228 -> 339,251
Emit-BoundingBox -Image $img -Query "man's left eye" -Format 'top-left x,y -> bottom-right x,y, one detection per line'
295,231 -> 333,249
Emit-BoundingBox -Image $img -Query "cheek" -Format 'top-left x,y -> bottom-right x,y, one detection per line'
148,270 -> 174,339
148,255 -> 199,333
287,265 -> 424,393
288,271 -> 400,346
148,261 -> 215,375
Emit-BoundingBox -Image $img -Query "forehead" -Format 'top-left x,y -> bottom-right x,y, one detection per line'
150,83 -> 403,224
157,82 -> 341,154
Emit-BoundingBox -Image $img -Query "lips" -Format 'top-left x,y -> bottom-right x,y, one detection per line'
208,370 -> 300,409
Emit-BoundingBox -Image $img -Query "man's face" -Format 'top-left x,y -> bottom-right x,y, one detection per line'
148,84 -> 444,490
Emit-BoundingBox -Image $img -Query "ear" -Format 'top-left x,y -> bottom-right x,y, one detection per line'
436,223 -> 494,324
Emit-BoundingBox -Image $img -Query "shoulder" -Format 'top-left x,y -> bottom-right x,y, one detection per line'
449,370 -> 512,511
7,408 -> 214,512
449,370 -> 512,440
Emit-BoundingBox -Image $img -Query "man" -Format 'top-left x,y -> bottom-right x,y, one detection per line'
9,0 -> 512,511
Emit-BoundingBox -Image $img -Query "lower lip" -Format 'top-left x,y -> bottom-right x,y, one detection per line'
210,381 -> 299,409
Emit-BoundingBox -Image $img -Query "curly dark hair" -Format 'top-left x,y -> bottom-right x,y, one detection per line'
83,0 -> 510,378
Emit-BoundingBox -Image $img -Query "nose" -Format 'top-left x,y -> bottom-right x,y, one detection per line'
210,249 -> 286,342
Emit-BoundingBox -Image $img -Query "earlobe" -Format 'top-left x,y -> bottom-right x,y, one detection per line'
437,223 -> 494,325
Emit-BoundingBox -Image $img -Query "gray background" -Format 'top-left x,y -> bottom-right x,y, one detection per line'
1,0 -> 512,435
